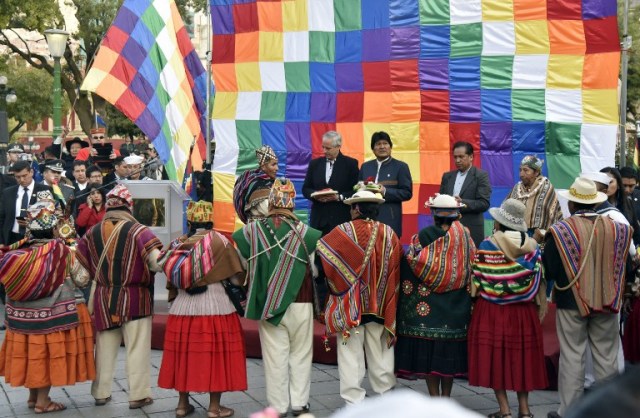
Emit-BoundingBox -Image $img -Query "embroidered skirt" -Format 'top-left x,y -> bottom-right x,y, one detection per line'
467,298 -> 548,391
158,312 -> 247,393
623,297 -> 640,364
0,302 -> 95,388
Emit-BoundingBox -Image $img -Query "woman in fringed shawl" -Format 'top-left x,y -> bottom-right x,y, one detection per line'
233,145 -> 278,224
506,155 -> 562,243
0,199 -> 95,413
469,199 -> 548,418
158,200 -> 247,418
395,194 -> 475,398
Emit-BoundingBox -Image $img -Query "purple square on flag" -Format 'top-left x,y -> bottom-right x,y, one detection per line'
419,58 -> 449,90
129,72 -> 156,105
582,0 -> 617,19
121,37 -> 147,70
391,27 -> 420,59
336,63 -> 364,92
362,29 -> 391,62
450,90 -> 481,122
285,123 -> 312,180
184,50 -> 205,78
310,93 -> 336,122
481,152 -> 514,187
136,107 -> 162,139
113,6 -> 139,34
481,122 -> 512,153
211,5 -> 235,35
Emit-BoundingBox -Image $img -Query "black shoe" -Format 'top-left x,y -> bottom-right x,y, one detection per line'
291,403 -> 310,417
547,412 -> 562,418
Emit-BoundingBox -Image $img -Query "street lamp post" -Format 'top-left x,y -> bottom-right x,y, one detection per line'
44,29 -> 69,140
0,75 -> 18,144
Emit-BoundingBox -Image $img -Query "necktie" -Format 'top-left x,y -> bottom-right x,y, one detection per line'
19,187 -> 29,234
326,160 -> 334,183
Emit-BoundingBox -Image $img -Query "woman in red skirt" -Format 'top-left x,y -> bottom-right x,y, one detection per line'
469,199 -> 548,418
158,201 -> 247,418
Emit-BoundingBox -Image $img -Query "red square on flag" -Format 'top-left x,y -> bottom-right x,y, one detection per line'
233,3 -> 259,33
547,0 -> 582,20
213,35 -> 235,63
363,62 -> 392,92
115,89 -> 146,121
103,26 -> 130,54
110,56 -> 138,86
420,90 -> 450,122
584,16 -> 620,53
390,59 -> 419,91
336,92 -> 365,122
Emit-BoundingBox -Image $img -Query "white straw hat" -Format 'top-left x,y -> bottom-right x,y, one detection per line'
558,177 -> 608,205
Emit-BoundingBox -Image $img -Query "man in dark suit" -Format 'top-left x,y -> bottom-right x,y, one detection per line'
303,131 -> 359,236
358,131 -> 413,237
439,141 -> 491,246
0,160 -> 52,245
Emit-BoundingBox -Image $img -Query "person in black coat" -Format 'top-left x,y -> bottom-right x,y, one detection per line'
439,141 -> 491,246
0,160 -> 52,245
358,131 -> 413,237
302,131 -> 359,236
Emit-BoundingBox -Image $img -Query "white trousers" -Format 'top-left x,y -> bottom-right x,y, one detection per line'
91,316 -> 152,401
337,321 -> 396,405
258,303 -> 314,414
556,309 -> 619,416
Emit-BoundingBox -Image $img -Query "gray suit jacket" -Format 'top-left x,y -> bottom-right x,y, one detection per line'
439,166 -> 491,246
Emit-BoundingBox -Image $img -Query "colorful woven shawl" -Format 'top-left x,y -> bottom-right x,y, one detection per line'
0,239 -> 69,302
0,239 -> 78,334
160,230 -> 243,289
548,214 -> 631,317
318,219 -> 401,345
472,238 -> 542,305
233,216 -> 321,325
508,176 -> 562,231
406,221 -> 475,293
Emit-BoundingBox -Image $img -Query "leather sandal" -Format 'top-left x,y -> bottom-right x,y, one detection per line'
129,397 -> 154,409
34,401 -> 66,414
207,406 -> 234,418
176,404 -> 195,418
488,412 -> 512,418
519,414 -> 534,418
94,396 -> 112,406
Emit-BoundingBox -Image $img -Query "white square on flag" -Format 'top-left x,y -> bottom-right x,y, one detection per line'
236,92 -> 262,120
512,54 -> 548,89
545,89 -> 583,123
260,62 -> 286,92
482,21 -> 515,55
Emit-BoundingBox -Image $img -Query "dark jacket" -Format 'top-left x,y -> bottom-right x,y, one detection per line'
0,183 -> 53,245
302,152 -> 359,236
359,157 -> 413,237
440,165 -> 491,246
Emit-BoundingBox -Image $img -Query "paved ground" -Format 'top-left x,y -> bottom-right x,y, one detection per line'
0,344 -> 560,418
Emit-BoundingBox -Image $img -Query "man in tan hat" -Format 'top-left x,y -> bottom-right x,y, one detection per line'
317,184 -> 402,406
543,177 -> 633,418
233,177 -> 322,417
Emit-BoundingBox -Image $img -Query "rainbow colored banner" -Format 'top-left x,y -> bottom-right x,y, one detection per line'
81,0 -> 211,183
211,0 -> 620,242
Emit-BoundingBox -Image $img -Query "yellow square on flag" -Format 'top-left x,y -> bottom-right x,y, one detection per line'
547,55 -> 584,89
283,0 -> 308,31
259,32 -> 284,61
583,89 -> 618,124
482,0 -> 514,21
212,92 -> 238,119
235,63 -> 262,91
515,20 -> 549,54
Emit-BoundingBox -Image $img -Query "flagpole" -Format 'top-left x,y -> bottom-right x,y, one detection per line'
620,0 -> 630,166
205,3 -> 212,168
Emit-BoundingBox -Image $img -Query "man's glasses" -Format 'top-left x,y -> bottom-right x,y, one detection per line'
92,136 -> 105,140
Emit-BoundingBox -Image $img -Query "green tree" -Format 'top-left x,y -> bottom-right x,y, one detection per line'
0,0 -> 207,136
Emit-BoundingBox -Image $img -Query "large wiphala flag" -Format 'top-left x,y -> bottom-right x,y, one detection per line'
82,0 -> 211,183
209,0 -> 620,242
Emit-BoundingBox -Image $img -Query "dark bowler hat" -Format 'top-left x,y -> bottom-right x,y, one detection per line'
65,137 -> 89,153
